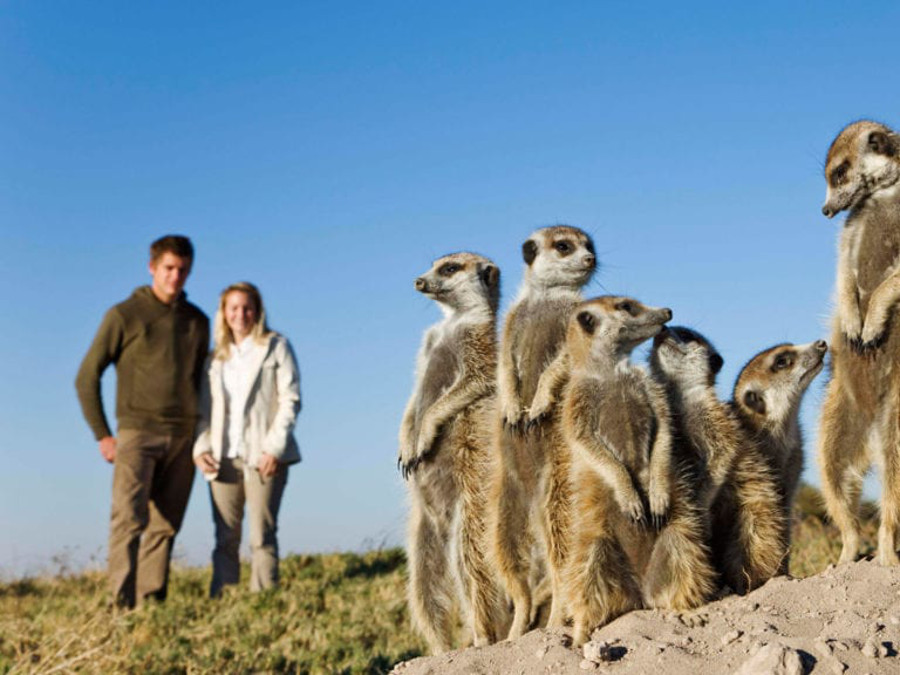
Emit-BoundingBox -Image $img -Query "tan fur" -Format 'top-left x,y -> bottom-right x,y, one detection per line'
559,297 -> 715,647
399,252 -> 508,652
733,341 -> 826,576
820,120 -> 900,566
650,327 -> 789,593
488,225 -> 596,638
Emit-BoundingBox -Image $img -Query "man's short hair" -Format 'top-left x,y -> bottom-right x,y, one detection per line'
150,235 -> 194,264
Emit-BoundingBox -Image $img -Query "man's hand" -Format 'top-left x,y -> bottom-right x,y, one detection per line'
194,452 -> 219,475
99,436 -> 117,463
258,453 -> 278,479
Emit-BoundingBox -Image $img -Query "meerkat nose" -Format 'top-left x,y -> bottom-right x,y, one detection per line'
822,205 -> 834,218
414,278 -> 427,291
662,308 -> 673,322
815,339 -> 828,352
584,254 -> 596,267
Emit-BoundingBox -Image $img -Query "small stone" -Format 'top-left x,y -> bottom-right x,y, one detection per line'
722,630 -> 743,646
534,647 -> 548,659
870,622 -> 885,633
734,642 -> 804,675
750,602 -> 760,611
890,615 -> 900,626
582,640 -> 614,664
832,640 -> 849,652
877,642 -> 891,657
578,659 -> 597,671
814,639 -> 833,658
831,661 -> 847,674
862,640 -> 878,658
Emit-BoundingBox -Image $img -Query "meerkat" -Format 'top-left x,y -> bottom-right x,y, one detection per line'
732,340 -> 827,573
488,225 -> 596,639
650,327 -> 789,593
819,119 -> 900,566
398,252 -> 507,653
559,297 -> 716,647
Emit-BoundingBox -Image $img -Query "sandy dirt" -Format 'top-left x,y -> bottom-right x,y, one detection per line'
391,560 -> 900,674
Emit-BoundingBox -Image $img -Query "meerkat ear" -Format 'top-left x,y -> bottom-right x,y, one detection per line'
709,352 -> 724,376
522,240 -> 538,265
868,130 -> 897,157
576,311 -> 596,335
480,264 -> 500,288
743,390 -> 766,415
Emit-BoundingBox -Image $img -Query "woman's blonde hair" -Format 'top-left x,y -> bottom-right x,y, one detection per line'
213,281 -> 273,361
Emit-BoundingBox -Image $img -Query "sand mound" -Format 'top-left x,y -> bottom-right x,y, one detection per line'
392,560 -> 900,674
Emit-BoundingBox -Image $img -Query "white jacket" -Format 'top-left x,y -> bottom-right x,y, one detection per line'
193,333 -> 302,480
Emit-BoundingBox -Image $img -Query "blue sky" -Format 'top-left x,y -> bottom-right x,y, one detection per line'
2,2 -> 898,577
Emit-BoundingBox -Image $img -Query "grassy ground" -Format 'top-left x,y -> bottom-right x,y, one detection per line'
0,485 -> 879,674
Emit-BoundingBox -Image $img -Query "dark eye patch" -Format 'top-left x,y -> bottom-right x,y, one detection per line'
577,311 -> 596,334
438,262 -> 461,277
615,301 -> 637,316
585,239 -> 595,255
829,161 -> 850,188
554,240 -> 573,256
772,352 -> 794,371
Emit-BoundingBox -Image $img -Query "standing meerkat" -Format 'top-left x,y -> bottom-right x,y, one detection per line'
650,327 -> 789,593
733,340 -> 827,572
819,119 -> 900,566
559,297 -> 716,647
398,252 -> 507,653
488,225 -> 596,639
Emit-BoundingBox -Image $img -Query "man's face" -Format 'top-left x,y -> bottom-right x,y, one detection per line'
149,252 -> 191,303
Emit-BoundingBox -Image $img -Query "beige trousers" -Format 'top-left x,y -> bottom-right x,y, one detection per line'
209,457 -> 288,596
108,429 -> 195,608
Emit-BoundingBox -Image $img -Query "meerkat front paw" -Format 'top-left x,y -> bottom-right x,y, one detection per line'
398,443 -> 420,479
526,390 -> 554,427
860,313 -> 889,350
841,313 -> 863,346
648,485 -> 670,530
501,396 -> 525,430
617,487 -> 646,526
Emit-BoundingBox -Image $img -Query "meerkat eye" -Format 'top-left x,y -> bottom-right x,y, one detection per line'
830,161 -> 849,188
616,301 -> 636,315
584,239 -> 595,255
438,263 -> 461,277
554,240 -> 572,255
772,353 -> 794,371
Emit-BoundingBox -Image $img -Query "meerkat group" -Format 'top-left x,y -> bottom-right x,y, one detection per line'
397,118 -> 898,653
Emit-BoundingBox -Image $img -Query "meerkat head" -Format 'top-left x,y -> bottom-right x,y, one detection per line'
822,120 -> 900,218
650,326 -> 724,392
733,340 -> 827,430
414,252 -> 500,315
567,295 -> 672,366
521,225 -> 596,291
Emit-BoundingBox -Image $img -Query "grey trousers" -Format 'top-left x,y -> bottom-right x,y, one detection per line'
108,429 -> 195,608
208,457 -> 288,596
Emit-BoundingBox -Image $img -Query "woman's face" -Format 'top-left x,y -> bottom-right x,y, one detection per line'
224,290 -> 258,342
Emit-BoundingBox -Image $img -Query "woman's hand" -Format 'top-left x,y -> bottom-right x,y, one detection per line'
258,452 -> 279,478
194,452 -> 219,475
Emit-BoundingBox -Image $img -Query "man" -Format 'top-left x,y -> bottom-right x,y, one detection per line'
76,235 -> 209,608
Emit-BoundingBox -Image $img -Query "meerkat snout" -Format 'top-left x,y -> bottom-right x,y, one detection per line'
415,277 -> 427,292
822,205 -> 835,218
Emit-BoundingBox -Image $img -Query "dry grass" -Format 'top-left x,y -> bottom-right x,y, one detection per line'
0,484 -> 881,674
0,549 -> 424,674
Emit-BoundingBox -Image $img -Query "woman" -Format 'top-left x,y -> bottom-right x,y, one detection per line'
193,281 -> 301,596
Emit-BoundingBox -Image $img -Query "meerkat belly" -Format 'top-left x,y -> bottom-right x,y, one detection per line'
594,380 -> 656,483
413,338 -> 460,436
855,204 -> 900,314
513,297 -> 576,403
